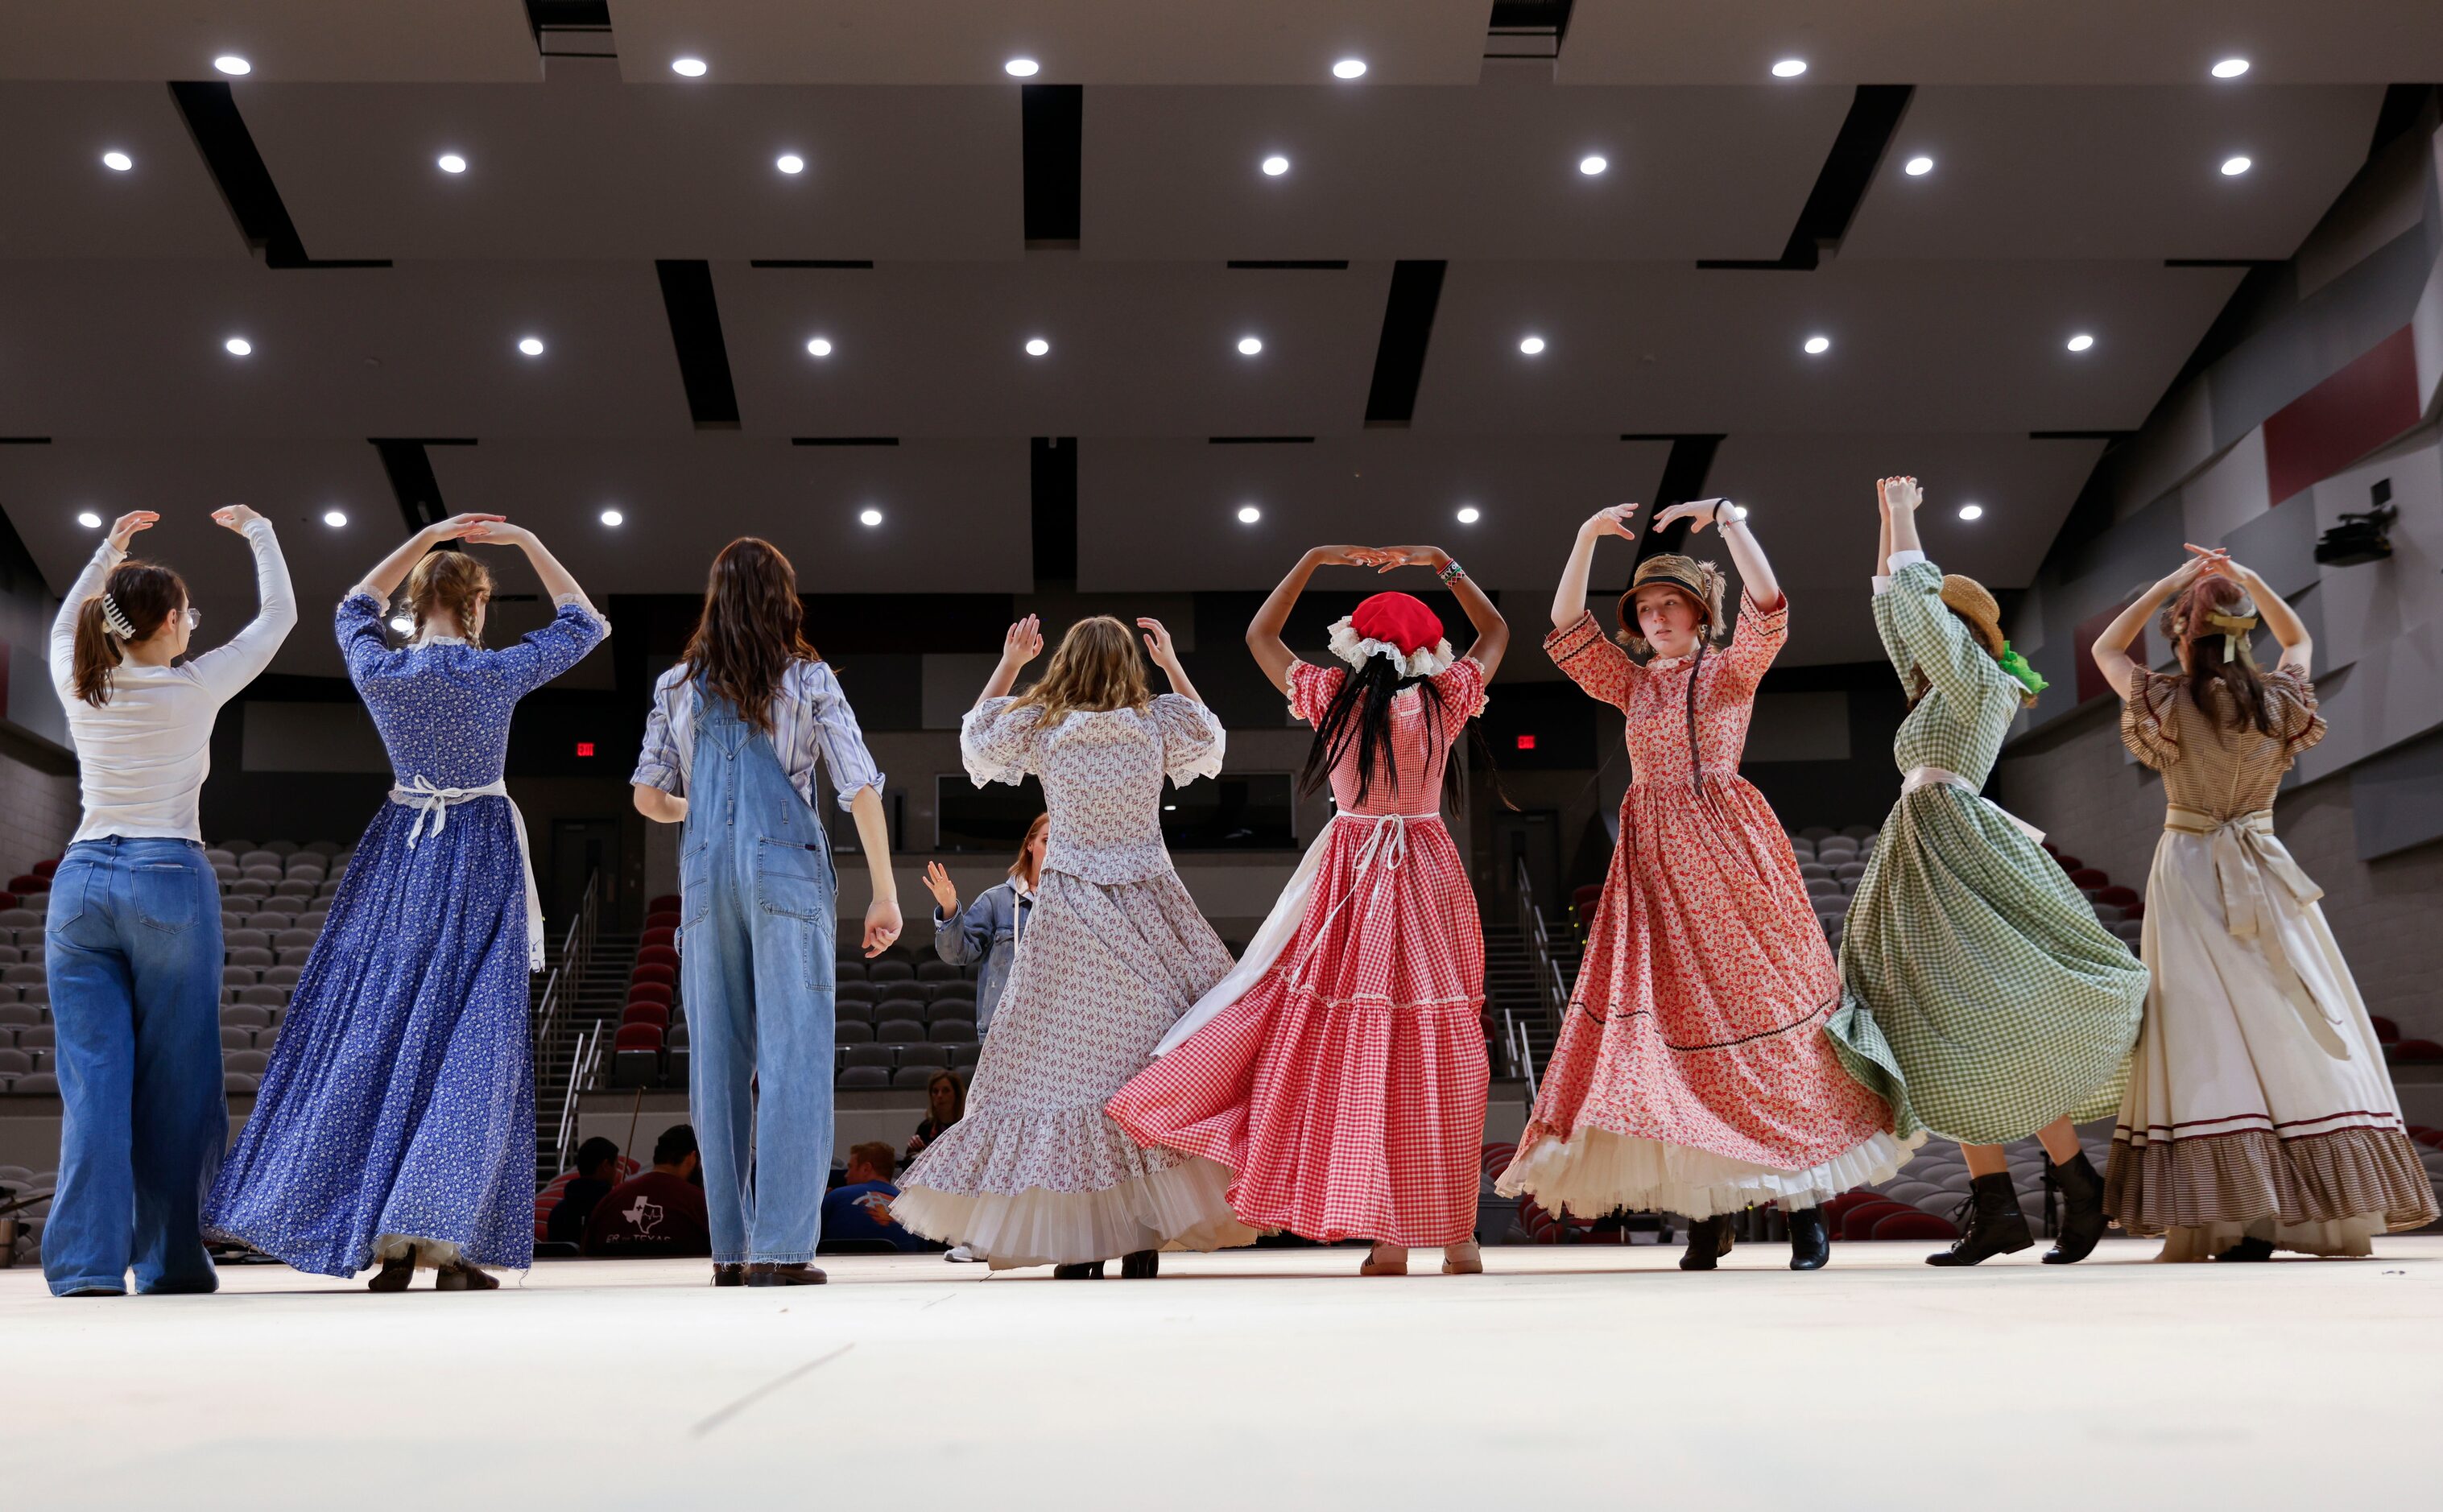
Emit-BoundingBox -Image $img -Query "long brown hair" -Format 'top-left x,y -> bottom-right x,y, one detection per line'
1007,812 -> 1049,886
72,560 -> 187,707
924,1069 -> 965,1125
405,550 -> 492,647
2161,575 -> 2274,737
681,538 -> 820,737
1010,616 -> 1149,724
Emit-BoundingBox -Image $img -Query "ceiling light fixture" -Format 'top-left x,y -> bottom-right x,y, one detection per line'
101,151 -> 134,172
1904,155 -> 1933,176
321,509 -> 347,527
1261,154 -> 1290,177
1578,154 -> 1608,176
670,56 -> 708,77
436,152 -> 466,174
1024,337 -> 1050,357
76,510 -> 102,529
1957,503 -> 1985,521
1804,334 -> 1831,355
599,508 -> 624,527
858,506 -> 883,527
389,610 -> 414,634
2211,58 -> 2251,79
806,337 -> 833,357
1519,336 -> 1546,355
1771,59 -> 1807,78
2067,333 -> 2096,353
1457,506 -> 1481,525
775,153 -> 804,175
517,336 -> 545,357
1004,57 -> 1040,77
213,55 -> 251,76
1237,336 -> 1263,356
1236,505 -> 1262,523
2221,155 -> 2252,176
1332,58 -> 1367,80
224,337 -> 252,357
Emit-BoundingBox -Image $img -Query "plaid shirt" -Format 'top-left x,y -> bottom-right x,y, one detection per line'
631,659 -> 885,812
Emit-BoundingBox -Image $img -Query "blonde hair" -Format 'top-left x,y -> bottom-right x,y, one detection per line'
1010,617 -> 1151,724
406,550 -> 492,646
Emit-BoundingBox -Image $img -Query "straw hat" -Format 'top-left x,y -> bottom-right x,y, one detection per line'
1618,553 -> 1729,656
1939,574 -> 2005,659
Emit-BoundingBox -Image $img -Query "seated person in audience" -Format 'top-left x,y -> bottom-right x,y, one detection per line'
583,1125 -> 712,1258
546,1138 -> 622,1248
906,1069 -> 965,1158
820,1142 -> 927,1253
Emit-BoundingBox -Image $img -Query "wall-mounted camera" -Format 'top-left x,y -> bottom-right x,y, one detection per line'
2313,478 -> 2396,568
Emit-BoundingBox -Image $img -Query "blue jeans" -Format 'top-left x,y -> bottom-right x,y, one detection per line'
680,685 -> 839,1265
43,838 -> 227,1296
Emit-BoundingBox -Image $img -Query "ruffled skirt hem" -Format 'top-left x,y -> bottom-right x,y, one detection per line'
1496,1125 -> 1926,1220
891,1157 -> 1259,1268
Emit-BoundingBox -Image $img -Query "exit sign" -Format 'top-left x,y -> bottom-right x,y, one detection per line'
1515,733 -> 1536,751
575,742 -> 596,758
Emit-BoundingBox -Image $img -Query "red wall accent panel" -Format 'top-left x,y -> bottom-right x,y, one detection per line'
2261,324 -> 2420,506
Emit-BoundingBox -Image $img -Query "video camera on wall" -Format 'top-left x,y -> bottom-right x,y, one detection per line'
2313,478 -> 2396,568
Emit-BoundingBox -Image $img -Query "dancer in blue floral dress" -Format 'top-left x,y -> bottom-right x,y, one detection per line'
206,515 -> 607,1289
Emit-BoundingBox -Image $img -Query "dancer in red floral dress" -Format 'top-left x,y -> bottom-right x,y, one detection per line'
1110,543 -> 1508,1276
1496,500 -> 1919,1270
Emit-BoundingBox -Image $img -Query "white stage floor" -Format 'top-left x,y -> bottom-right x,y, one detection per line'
7,1238 -> 2438,1509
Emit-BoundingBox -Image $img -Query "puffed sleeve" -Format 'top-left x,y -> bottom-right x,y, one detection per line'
1714,589 -> 1788,696
336,588 -> 395,692
1872,560 -> 2011,712
1544,609 -> 1640,712
1285,660 -> 1347,726
1432,655 -> 1490,720
2120,668 -> 2183,770
490,597 -> 610,698
2263,668 -> 2327,756
961,696 -> 1046,787
1151,693 -> 1226,787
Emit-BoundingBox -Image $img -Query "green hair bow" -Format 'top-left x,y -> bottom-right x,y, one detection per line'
1997,641 -> 2048,698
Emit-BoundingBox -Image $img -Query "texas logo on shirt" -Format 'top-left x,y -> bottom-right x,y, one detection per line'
622,1196 -> 664,1236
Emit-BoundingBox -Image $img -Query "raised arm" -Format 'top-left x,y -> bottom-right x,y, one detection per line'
2091,552 -> 2218,700
1360,545 -> 1511,680
1246,547 -> 1357,694
1885,476 -> 1924,562
469,520 -> 590,609
1552,504 -> 1639,630
185,506 -> 300,701
1648,498 -> 1781,610
978,615 -> 1043,705
1138,618 -> 1202,705
2222,554 -> 2312,676
351,514 -> 504,601
51,510 -> 153,696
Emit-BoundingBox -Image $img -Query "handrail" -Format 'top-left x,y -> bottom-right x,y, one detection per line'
1513,855 -> 1572,1039
554,1015 -> 608,1175
531,870 -> 601,1056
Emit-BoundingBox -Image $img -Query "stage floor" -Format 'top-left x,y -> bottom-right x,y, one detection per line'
8,1238 -> 2438,1509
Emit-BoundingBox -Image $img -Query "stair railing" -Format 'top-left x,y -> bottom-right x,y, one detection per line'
1513,856 -> 1572,1041
554,1015 -> 609,1175
530,870 -> 601,1056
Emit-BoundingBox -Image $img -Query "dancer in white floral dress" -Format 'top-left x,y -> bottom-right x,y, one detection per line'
893,614 -> 1258,1276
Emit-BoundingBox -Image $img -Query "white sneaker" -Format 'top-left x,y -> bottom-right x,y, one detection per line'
945,1245 -> 983,1263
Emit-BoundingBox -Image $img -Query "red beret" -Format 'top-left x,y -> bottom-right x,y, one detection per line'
1350,592 -> 1445,656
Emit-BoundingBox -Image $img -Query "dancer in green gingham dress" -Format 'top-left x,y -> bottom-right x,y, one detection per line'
1826,476 -> 2146,1266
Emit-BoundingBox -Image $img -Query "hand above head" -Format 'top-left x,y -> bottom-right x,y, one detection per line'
921,861 -> 959,914
1351,545 -> 1449,573
1649,499 -> 1733,535
1878,477 -> 1921,516
1306,545 -> 1370,568
209,504 -> 263,535
105,511 -> 159,552
464,519 -> 533,547
425,512 -> 507,543
2181,542 -> 2234,577
1583,503 -> 1641,539
1136,616 -> 1182,671
999,613 -> 1044,667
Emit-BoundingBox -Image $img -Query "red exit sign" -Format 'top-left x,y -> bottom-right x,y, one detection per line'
1515,733 -> 1536,751
575,742 -> 596,758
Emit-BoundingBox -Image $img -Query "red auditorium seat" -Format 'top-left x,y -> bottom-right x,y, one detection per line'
613,1023 -> 663,1051
1571,884 -> 1602,918
1870,1210 -> 1961,1241
2387,1039 -> 2443,1063
645,910 -> 681,929
636,944 -> 680,971
31,858 -> 58,880
1819,1191 -> 1886,1230
2068,868 -> 2110,890
647,894 -> 680,915
2371,1016 -> 2401,1044
0,891 -> 16,911
630,963 -> 676,990
6,874 -> 41,894
620,1002 -> 669,1030
1517,1199 -> 1594,1245
640,926 -> 676,950
626,981 -> 672,1009
1839,1200 -> 1915,1241
2096,886 -> 2141,909
2408,1126 -> 2443,1149
1479,1141 -> 1517,1182
2051,854 -> 2083,873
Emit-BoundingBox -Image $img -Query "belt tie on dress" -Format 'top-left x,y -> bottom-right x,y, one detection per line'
1280,809 -> 1440,990
390,775 -> 547,973
2163,804 -> 2335,1027
1900,764 -> 2045,845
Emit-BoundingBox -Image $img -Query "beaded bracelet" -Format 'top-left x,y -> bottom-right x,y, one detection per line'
1437,560 -> 1467,585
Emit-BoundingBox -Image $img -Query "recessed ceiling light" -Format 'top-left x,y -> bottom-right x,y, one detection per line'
517,336 -> 545,357
2066,333 -> 2096,353
436,152 -> 466,175
599,508 -> 625,527
1519,336 -> 1546,355
1771,59 -> 1808,78
1024,337 -> 1050,357
1261,154 -> 1290,177
76,510 -> 102,529
101,151 -> 133,172
1578,154 -> 1608,176
671,56 -> 708,77
858,506 -> 883,527
1957,503 -> 1985,521
2221,155 -> 2253,176
321,509 -> 347,527
213,55 -> 251,76
1904,155 -> 1933,176
224,337 -> 252,357
1332,58 -> 1367,80
1236,505 -> 1262,523
806,337 -> 833,357
1237,336 -> 1263,356
775,153 -> 804,175
1804,334 -> 1831,355
2212,58 -> 2251,79
389,610 -> 414,634
1457,506 -> 1481,525
1004,57 -> 1040,77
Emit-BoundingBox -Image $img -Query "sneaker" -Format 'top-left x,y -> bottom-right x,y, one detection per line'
944,1246 -> 984,1263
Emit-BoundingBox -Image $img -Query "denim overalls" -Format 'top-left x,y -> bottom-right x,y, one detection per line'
679,682 -> 839,1265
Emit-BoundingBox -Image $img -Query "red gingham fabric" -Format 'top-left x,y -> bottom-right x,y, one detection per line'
1109,658 -> 1491,1246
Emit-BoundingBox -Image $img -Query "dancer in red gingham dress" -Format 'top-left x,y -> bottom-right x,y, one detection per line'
1110,543 -> 1508,1277
1495,499 -> 1920,1270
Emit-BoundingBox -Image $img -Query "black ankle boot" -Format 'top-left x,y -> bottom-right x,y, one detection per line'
2042,1151 -> 2109,1265
1786,1206 -> 1830,1270
1052,1261 -> 1106,1280
1926,1174 -> 2032,1266
1679,1214 -> 1736,1270
2214,1235 -> 2275,1262
1119,1249 -> 1160,1279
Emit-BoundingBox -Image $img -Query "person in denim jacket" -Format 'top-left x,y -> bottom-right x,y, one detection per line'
921,812 -> 1044,1034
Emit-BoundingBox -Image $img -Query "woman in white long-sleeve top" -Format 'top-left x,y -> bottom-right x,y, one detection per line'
43,506 -> 297,1298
